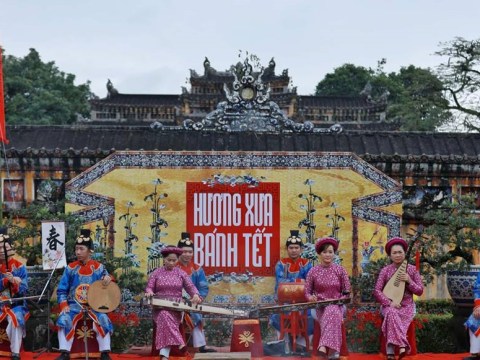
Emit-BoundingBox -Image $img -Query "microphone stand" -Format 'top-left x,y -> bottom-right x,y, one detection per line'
33,251 -> 65,358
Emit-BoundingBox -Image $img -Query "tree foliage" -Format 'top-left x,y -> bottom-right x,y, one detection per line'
315,63 -> 374,97
420,194 -> 480,283
315,62 -> 452,131
388,66 -> 451,131
2,48 -> 92,125
435,37 -> 480,132
4,180 -> 83,265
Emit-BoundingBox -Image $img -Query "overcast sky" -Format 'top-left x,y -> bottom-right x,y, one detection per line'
1,0 -> 479,98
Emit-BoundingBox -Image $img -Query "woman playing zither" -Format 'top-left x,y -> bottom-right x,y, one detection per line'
144,246 -> 201,360
374,237 -> 423,360
304,237 -> 350,360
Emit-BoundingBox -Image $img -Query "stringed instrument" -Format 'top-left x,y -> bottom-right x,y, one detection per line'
146,297 -> 249,317
248,297 -> 351,318
87,280 -> 121,313
145,296 -> 349,319
382,225 -> 424,304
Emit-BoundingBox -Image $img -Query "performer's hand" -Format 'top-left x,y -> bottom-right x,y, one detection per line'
398,273 -> 411,284
102,275 -> 112,286
11,276 -> 21,285
474,307 -> 480,319
144,290 -> 154,298
307,295 -> 317,302
390,301 -> 401,309
5,272 -> 14,283
191,294 -> 202,305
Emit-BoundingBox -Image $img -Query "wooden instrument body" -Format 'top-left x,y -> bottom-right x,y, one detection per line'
146,296 -> 349,318
277,282 -> 306,303
87,280 -> 121,313
147,297 -> 248,317
249,297 -> 350,317
382,225 -> 424,304
382,260 -> 407,304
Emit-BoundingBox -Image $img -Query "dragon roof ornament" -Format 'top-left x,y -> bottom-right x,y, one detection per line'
183,58 -> 342,133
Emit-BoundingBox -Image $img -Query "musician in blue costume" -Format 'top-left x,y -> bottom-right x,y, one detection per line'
465,272 -> 480,360
177,232 -> 216,353
55,229 -> 113,360
269,230 -> 313,345
0,227 -> 29,360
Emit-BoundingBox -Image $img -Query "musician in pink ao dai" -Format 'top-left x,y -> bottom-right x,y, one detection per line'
304,237 -> 351,360
374,237 -> 423,360
145,246 -> 201,360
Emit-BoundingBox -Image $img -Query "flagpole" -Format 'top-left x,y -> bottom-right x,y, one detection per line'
0,45 -> 5,224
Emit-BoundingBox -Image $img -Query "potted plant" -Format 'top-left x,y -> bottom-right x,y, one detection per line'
419,193 -> 480,308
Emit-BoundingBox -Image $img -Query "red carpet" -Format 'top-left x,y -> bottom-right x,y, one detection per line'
13,352 -> 471,360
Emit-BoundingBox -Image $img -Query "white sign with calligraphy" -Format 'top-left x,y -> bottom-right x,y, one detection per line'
41,221 -> 67,270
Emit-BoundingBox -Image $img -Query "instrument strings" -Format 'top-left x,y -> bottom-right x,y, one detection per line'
393,262 -> 407,287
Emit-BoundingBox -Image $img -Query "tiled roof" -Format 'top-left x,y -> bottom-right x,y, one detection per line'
298,95 -> 386,109
4,126 -> 480,162
189,71 -> 288,82
90,94 -> 181,107
190,73 -> 233,82
90,93 -> 385,112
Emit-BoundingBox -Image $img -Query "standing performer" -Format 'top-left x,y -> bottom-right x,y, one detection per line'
55,229 -> 113,360
177,232 -> 216,353
270,230 -> 313,345
0,227 -> 29,360
465,271 -> 480,360
374,237 -> 423,360
304,237 -> 350,360
145,245 -> 201,360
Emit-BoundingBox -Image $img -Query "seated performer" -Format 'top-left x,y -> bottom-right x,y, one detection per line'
0,227 -> 29,360
55,229 -> 113,360
373,237 -> 423,360
145,245 -> 201,360
464,271 -> 480,360
177,232 -> 216,353
270,230 -> 313,346
304,237 -> 350,360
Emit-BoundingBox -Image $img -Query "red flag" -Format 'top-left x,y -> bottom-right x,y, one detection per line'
0,46 -> 9,144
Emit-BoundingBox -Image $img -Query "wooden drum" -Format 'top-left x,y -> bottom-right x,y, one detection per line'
277,282 -> 306,304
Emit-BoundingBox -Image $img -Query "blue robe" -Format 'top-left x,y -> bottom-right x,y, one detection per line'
178,261 -> 208,327
465,272 -> 480,335
56,259 -> 113,340
0,258 -> 29,328
270,257 -> 314,334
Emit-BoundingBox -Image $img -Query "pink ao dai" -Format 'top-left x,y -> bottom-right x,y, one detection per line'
374,263 -> 423,352
304,263 -> 351,352
146,266 -> 199,351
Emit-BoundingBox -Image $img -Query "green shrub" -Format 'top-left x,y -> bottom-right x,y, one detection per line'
345,302 -> 464,353
205,318 -> 233,346
416,299 -> 456,314
415,313 -> 458,353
